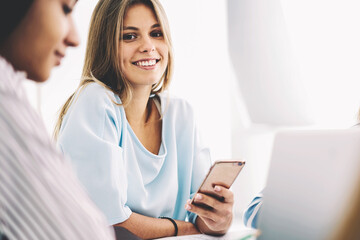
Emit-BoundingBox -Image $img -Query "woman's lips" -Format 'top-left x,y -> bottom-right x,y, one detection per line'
132,59 -> 160,70
55,51 -> 65,66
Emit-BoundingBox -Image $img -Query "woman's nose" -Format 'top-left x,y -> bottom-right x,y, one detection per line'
65,18 -> 80,47
139,36 -> 155,52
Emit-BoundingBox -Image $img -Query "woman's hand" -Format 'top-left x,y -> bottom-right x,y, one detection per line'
185,185 -> 234,235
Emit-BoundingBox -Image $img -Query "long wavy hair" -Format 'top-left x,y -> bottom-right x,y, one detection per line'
53,0 -> 173,140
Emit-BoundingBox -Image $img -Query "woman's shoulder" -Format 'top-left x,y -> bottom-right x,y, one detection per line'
77,81 -> 121,105
65,81 -> 122,121
60,82 -> 123,139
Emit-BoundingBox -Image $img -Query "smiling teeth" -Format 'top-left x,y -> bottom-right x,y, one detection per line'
136,60 -> 156,66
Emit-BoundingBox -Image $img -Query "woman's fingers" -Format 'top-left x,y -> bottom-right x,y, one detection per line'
213,185 -> 234,204
184,186 -> 234,232
191,186 -> 234,211
185,199 -> 217,222
194,193 -> 218,209
185,198 -> 232,231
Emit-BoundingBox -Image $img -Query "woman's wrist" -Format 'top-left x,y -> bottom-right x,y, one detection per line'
175,220 -> 200,236
159,217 -> 178,236
195,216 -> 228,236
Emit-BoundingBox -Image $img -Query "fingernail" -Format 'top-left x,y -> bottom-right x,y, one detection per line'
185,204 -> 191,210
195,194 -> 202,200
214,186 -> 221,192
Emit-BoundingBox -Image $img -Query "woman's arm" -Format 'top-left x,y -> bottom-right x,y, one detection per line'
114,213 -> 200,239
243,193 -> 263,228
186,185 -> 234,235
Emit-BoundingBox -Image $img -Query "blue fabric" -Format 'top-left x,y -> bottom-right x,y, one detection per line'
243,194 -> 263,228
58,83 -> 211,225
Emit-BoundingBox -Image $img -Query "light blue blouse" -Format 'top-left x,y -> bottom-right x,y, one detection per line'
58,83 -> 211,225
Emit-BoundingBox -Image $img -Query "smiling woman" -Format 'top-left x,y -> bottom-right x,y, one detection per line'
54,0 -> 236,239
120,5 -> 168,88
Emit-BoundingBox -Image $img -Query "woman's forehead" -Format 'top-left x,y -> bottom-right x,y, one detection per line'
124,4 -> 158,25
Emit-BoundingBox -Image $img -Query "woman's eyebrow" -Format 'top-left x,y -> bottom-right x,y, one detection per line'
123,23 -> 161,31
151,23 -> 160,28
123,26 -> 139,31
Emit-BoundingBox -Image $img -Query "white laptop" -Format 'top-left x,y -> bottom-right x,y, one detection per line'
257,129 -> 360,240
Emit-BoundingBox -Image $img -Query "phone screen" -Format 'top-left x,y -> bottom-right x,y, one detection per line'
191,160 -> 245,205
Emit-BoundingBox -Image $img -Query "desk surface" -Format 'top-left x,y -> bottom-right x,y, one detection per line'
154,221 -> 257,240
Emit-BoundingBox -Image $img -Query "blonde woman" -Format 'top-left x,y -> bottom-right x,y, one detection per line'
54,0 -> 234,239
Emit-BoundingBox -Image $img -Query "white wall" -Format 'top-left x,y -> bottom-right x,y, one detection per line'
228,0 -> 313,126
160,0 -> 233,161
280,0 -> 360,127
228,0 -> 360,129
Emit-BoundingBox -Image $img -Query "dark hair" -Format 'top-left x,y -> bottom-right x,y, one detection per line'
0,0 -> 34,43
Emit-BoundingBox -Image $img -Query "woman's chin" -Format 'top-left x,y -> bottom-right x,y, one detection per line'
27,71 -> 50,83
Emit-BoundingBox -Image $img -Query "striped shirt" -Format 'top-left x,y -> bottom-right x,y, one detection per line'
0,56 -> 115,240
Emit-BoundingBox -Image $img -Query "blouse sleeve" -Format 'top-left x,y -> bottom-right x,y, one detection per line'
58,83 -> 131,225
187,114 -> 212,224
243,193 -> 263,228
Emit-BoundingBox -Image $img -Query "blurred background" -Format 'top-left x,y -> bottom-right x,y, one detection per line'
23,0 -> 360,223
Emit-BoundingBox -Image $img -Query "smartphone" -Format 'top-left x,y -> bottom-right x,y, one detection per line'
191,160 -> 245,205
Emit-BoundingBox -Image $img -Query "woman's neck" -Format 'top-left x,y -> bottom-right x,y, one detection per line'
124,87 -> 154,126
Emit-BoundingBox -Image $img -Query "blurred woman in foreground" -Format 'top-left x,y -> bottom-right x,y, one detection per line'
0,0 -> 115,239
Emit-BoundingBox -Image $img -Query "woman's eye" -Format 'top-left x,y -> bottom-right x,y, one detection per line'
151,31 -> 163,38
123,34 -> 136,41
63,4 -> 72,15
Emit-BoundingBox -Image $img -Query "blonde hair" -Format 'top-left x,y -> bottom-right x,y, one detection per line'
53,0 -> 173,140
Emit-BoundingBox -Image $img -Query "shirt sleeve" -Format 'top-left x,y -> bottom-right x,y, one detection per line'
187,119 -> 212,224
243,193 -> 263,228
58,84 -> 131,225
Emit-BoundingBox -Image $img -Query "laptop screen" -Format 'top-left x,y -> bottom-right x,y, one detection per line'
257,129 -> 360,240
